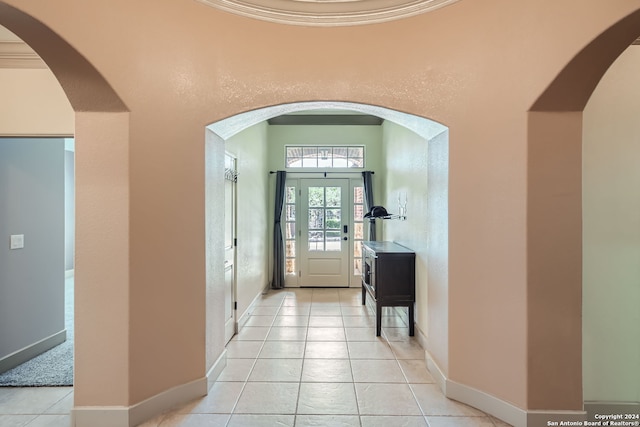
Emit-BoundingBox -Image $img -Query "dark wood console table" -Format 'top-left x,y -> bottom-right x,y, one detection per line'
361,241 -> 416,336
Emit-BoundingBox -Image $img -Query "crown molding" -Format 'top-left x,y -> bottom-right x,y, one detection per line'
0,41 -> 46,69
196,0 -> 459,26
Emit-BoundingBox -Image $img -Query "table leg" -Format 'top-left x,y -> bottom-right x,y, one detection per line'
376,301 -> 382,336
408,303 -> 415,336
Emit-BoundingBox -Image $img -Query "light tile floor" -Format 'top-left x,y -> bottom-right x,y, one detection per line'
0,287 -> 512,427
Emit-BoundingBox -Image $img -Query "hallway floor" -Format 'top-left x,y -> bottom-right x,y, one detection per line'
0,287 -> 511,427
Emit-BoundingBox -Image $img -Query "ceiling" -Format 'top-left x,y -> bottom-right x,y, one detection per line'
268,113 -> 383,126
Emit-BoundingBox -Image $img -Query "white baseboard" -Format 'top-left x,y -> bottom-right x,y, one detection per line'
206,349 -> 227,390
129,377 -> 207,426
414,323 -> 428,349
237,291 -> 264,332
65,269 -> 75,278
72,407 -> 130,427
424,349 -> 448,395
0,329 -> 66,373
424,352 -> 587,427
447,379 -> 528,427
71,377 -> 208,427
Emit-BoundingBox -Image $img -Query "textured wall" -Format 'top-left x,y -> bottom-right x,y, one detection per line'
1,0 -> 639,418
0,68 -> 73,136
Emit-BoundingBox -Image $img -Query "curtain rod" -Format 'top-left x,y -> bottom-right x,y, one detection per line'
269,171 -> 374,174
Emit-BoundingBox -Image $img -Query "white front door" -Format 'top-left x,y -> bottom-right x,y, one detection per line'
299,179 -> 350,287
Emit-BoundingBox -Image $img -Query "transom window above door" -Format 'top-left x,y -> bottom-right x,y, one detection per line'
286,146 -> 364,169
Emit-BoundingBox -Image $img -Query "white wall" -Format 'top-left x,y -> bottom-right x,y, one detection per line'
225,122 -> 270,316
380,121 -> 430,334
583,45 -> 640,403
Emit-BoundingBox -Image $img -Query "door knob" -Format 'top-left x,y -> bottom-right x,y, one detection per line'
343,237 -> 348,241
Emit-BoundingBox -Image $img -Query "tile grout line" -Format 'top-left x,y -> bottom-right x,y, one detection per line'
223,290 -> 288,427
292,288 -> 315,425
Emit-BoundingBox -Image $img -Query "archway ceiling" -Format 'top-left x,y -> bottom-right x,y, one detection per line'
208,101 -> 447,141
197,0 -> 459,26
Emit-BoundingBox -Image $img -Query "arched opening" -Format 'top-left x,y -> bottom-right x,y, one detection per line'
528,7 -> 640,423
582,42 -> 640,418
0,1 -> 130,423
203,100 -> 451,415
0,23 -> 76,391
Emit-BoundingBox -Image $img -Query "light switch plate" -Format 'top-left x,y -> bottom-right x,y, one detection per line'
10,234 -> 24,250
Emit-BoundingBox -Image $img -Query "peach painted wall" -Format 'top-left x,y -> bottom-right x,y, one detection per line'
0,68 -> 73,136
1,0 -> 640,418
583,45 -> 640,404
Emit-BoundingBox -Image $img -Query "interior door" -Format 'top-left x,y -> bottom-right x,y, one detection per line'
224,153 -> 237,343
300,179 -> 350,287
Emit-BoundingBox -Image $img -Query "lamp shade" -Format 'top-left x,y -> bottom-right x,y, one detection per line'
364,206 -> 389,218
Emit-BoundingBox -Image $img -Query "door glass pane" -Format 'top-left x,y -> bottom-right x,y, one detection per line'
305,182 -> 346,254
354,240 -> 362,258
286,241 -> 296,257
286,259 -> 296,275
353,184 -> 365,275
309,209 -> 324,229
326,231 -> 341,251
354,186 -> 363,204
285,222 -> 295,239
286,205 -> 296,221
326,187 -> 341,207
309,231 -> 324,251
326,209 -> 341,229
354,205 -> 364,221
285,182 -> 297,281
354,223 -> 363,239
308,187 -> 324,207
286,186 -> 296,203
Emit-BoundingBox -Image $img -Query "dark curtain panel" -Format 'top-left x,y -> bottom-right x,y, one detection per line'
362,171 -> 376,241
272,170 -> 287,289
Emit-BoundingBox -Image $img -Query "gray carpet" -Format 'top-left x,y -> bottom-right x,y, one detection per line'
0,340 -> 73,386
0,277 -> 74,387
